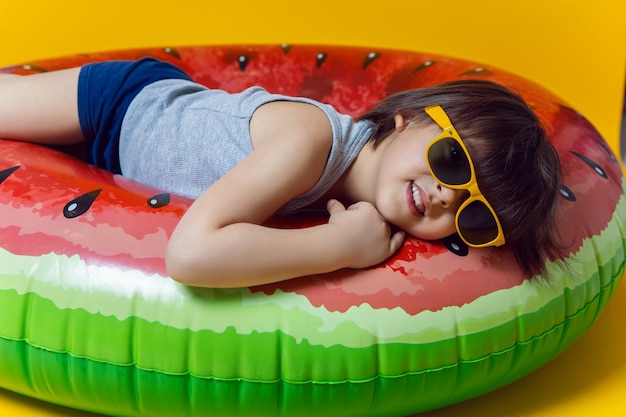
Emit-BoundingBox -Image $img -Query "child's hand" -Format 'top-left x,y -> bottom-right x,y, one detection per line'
326,199 -> 405,269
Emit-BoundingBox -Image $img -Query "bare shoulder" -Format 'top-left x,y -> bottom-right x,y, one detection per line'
239,101 -> 332,209
249,101 -> 332,151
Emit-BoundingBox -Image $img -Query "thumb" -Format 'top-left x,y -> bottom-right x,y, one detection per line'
389,230 -> 406,254
326,199 -> 346,216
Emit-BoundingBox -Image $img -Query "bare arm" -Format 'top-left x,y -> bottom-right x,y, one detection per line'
165,101 -> 404,288
167,199 -> 404,287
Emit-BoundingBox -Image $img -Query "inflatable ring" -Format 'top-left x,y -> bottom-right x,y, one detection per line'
0,45 -> 624,417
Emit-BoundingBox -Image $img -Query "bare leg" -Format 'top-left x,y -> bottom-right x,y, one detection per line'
0,67 -> 84,145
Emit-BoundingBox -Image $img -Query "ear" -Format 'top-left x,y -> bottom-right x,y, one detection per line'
394,114 -> 406,132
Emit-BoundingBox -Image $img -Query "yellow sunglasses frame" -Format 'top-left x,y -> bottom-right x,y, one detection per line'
424,105 -> 505,247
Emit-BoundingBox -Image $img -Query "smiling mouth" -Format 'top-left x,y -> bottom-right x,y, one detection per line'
409,182 -> 427,216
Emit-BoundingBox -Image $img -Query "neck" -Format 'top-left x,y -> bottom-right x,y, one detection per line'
323,141 -> 378,206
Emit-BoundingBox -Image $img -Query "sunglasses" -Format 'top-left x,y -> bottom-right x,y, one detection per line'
424,105 -> 505,248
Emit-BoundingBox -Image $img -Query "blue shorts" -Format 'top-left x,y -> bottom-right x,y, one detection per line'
77,58 -> 192,174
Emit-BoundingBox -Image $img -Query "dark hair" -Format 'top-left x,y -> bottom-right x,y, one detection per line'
358,80 -> 563,277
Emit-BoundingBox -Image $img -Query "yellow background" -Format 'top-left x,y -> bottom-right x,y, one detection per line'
1,0 -> 625,416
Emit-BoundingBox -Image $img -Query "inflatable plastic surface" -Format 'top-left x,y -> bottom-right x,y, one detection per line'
0,45 -> 624,417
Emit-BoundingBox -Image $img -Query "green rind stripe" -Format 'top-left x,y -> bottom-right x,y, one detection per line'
1,256 -> 620,383
0,335 -> 522,417
0,267 -> 618,417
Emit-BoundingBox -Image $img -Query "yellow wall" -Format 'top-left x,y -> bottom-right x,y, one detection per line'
1,0 -> 625,153
1,1 -> 625,416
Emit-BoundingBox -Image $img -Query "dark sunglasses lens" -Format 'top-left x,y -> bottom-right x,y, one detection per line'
458,200 -> 498,245
428,137 -> 471,185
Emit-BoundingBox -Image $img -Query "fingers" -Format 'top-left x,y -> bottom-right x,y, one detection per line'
328,199 -> 372,213
389,230 -> 406,254
326,199 -> 346,215
327,199 -> 406,260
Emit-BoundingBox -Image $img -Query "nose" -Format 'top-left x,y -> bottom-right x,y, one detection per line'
433,183 -> 463,209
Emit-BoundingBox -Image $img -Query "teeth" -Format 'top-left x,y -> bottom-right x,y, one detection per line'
411,182 -> 425,215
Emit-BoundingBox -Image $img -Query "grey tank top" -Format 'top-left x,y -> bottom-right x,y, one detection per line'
119,80 -> 374,214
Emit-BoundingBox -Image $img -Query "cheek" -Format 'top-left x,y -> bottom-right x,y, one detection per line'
409,212 -> 458,241
382,132 -> 430,173
430,218 -> 457,240
439,217 -> 459,237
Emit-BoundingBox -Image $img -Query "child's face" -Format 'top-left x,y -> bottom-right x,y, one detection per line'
372,116 -> 468,241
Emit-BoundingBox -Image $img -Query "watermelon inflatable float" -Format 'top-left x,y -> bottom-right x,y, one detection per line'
0,44 -> 623,417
